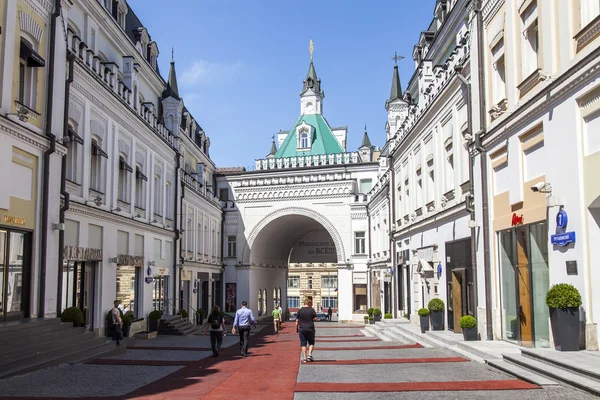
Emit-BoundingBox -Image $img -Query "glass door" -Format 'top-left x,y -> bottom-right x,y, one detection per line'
0,230 -> 30,320
499,229 -> 518,343
516,227 -> 534,348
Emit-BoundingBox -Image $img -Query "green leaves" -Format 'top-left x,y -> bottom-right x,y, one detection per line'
428,298 -> 445,312
417,308 -> 430,317
61,307 -> 84,324
546,283 -> 582,309
459,315 -> 477,329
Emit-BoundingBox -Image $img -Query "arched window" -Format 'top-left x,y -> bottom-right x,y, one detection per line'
257,290 -> 262,316
263,288 -> 267,315
273,288 -> 277,310
66,120 -> 83,184
301,132 -> 309,148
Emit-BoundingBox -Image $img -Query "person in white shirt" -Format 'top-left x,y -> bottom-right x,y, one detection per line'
111,300 -> 123,345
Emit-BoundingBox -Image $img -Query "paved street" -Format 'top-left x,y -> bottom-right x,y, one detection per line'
0,322 -> 595,399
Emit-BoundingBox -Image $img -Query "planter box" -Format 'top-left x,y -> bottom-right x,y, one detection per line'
550,307 -> 580,351
462,327 -> 478,341
134,331 -> 158,339
149,319 -> 160,332
430,311 -> 444,331
374,315 -> 381,322
420,316 -> 430,333
369,320 -> 374,325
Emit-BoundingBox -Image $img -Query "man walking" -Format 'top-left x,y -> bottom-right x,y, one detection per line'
232,301 -> 256,357
296,299 -> 317,363
204,305 -> 226,357
111,300 -> 123,346
277,303 -> 283,327
328,306 -> 333,322
272,305 -> 281,333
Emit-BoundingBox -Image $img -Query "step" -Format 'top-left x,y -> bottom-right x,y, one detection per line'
502,353 -> 600,397
0,327 -> 90,364
0,323 -> 79,352
487,359 -> 560,387
0,339 -> 123,379
378,328 -> 407,343
521,349 -> 600,382
0,321 -> 73,344
426,330 -> 464,346
391,325 -> 440,348
0,318 -> 61,334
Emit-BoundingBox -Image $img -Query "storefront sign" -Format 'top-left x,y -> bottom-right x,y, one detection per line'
181,269 -> 192,281
417,247 -> 434,262
3,215 -> 26,226
117,254 -> 144,267
352,272 -> 367,284
511,213 -> 524,226
154,267 -> 169,276
63,245 -> 102,261
551,231 -> 576,247
383,272 -> 392,282
144,276 -> 154,284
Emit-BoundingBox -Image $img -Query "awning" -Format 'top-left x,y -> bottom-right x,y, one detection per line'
136,166 -> 148,181
119,157 -> 133,173
417,259 -> 434,273
67,128 -> 84,145
20,39 -> 45,68
92,141 -> 108,158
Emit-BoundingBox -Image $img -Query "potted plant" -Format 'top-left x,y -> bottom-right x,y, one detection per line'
373,308 -> 382,322
367,308 -> 374,318
418,308 -> 430,333
428,298 -> 445,331
384,313 -> 393,319
363,315 -> 369,325
368,316 -> 374,325
61,307 -> 84,327
460,315 -> 478,341
148,309 -> 163,332
196,308 -> 206,325
177,309 -> 189,319
546,283 -> 582,351
122,314 -> 133,338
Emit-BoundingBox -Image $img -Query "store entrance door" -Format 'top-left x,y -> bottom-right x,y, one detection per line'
0,230 -> 31,321
449,268 -> 467,333
516,227 -> 534,347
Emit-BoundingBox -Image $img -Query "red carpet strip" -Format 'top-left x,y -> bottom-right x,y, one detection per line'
294,380 -> 540,392
315,325 -> 365,328
316,343 -> 423,351
316,338 -> 381,343
306,357 -> 469,365
126,346 -> 212,351
315,334 -> 365,338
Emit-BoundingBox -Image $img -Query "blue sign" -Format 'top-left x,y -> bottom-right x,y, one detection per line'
551,231 -> 576,247
556,210 -> 568,229
437,262 -> 442,275
193,289 -> 198,294
144,276 -> 154,284
147,267 -> 152,276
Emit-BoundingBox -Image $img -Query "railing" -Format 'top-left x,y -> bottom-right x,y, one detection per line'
254,152 -> 361,171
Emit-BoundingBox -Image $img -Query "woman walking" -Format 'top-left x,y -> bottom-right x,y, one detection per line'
204,305 -> 226,357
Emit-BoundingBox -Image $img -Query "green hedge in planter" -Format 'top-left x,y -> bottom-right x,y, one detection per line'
546,284 -> 582,309
61,307 -> 84,325
177,309 -> 189,319
384,313 -> 393,319
149,310 -> 163,320
418,308 -> 430,317
428,298 -> 445,312
373,308 -> 382,317
459,315 -> 477,329
368,316 -> 374,321
367,308 -> 374,317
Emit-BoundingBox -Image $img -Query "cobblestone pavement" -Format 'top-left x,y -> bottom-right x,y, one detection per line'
0,322 -> 596,399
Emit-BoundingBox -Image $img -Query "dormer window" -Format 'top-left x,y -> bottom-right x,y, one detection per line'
296,122 -> 313,150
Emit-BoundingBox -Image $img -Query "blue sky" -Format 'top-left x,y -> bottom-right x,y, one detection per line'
129,0 -> 436,169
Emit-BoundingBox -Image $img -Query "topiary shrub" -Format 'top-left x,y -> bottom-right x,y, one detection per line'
149,310 -> 163,320
122,314 -> 133,326
367,307 -> 374,317
546,283 -> 582,309
368,316 -> 374,321
363,315 -> 369,320
428,298 -> 445,312
418,308 -> 430,317
177,309 -> 189,319
384,313 -> 393,319
460,315 -> 477,329
373,308 -> 382,317
61,307 -> 84,325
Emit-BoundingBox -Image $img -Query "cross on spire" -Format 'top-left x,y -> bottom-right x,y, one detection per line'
309,39 -> 314,61
171,47 -> 174,62
271,134 -> 275,142
392,52 -> 404,66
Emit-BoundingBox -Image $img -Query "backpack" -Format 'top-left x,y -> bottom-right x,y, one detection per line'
210,314 -> 222,330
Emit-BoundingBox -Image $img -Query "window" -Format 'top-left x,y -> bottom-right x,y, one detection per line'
322,297 -> 338,308
427,159 -> 435,202
308,278 -> 313,289
354,231 -> 366,254
445,142 -> 454,192
416,167 -> 423,206
227,236 -> 236,258
288,296 -> 300,309
301,133 -> 309,148
581,0 -> 600,27
135,165 -> 147,209
521,3 -> 539,79
297,126 -> 310,149
90,139 -> 107,192
491,39 -> 506,104
197,223 -> 202,256
153,173 -> 163,216
287,276 -> 300,288
219,188 -> 229,201
18,38 -> 42,110
116,265 -> 139,318
359,179 -> 372,194
118,156 -> 132,203
321,276 -> 338,289
66,124 -> 83,184
165,181 -> 173,217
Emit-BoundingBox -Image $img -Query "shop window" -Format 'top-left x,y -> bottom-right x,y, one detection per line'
116,265 -> 140,318
354,231 -> 366,254
287,276 -> 300,288
227,236 -> 236,258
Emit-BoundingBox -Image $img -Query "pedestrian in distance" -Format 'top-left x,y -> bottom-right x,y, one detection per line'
296,299 -> 318,363
111,300 -> 123,346
232,301 -> 256,357
272,305 -> 281,333
277,303 -> 283,328
204,305 -> 226,357
328,306 -> 333,322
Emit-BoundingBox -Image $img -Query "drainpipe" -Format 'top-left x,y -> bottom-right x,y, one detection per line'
455,68 -> 479,318
39,0 -> 61,318
56,53 -> 76,317
366,205 -> 372,309
474,0 -> 493,340
173,150 -> 181,315
388,168 -> 397,317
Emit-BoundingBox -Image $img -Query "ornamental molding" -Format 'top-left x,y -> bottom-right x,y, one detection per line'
483,0 -> 505,26
0,117 -> 67,156
394,201 -> 467,239
351,212 -> 367,220
22,0 -> 53,20
19,11 -> 43,43
234,180 -> 353,203
242,206 -> 346,264
67,202 -> 176,237
72,71 -> 175,158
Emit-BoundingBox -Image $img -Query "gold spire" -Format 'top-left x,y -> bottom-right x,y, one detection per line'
309,39 -> 314,61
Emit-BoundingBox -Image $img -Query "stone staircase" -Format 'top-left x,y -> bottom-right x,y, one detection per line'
0,318 -> 123,379
158,315 -> 198,336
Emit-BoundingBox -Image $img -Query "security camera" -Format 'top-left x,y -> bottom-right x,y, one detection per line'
531,182 -> 549,192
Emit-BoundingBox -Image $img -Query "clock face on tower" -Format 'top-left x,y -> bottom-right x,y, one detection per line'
305,102 -> 314,113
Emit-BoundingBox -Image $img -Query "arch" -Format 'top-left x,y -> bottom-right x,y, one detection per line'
241,206 -> 346,264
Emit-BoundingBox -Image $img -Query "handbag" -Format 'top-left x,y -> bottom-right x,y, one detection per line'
210,315 -> 221,330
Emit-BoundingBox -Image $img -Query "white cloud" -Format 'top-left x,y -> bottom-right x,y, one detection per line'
180,60 -> 242,86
